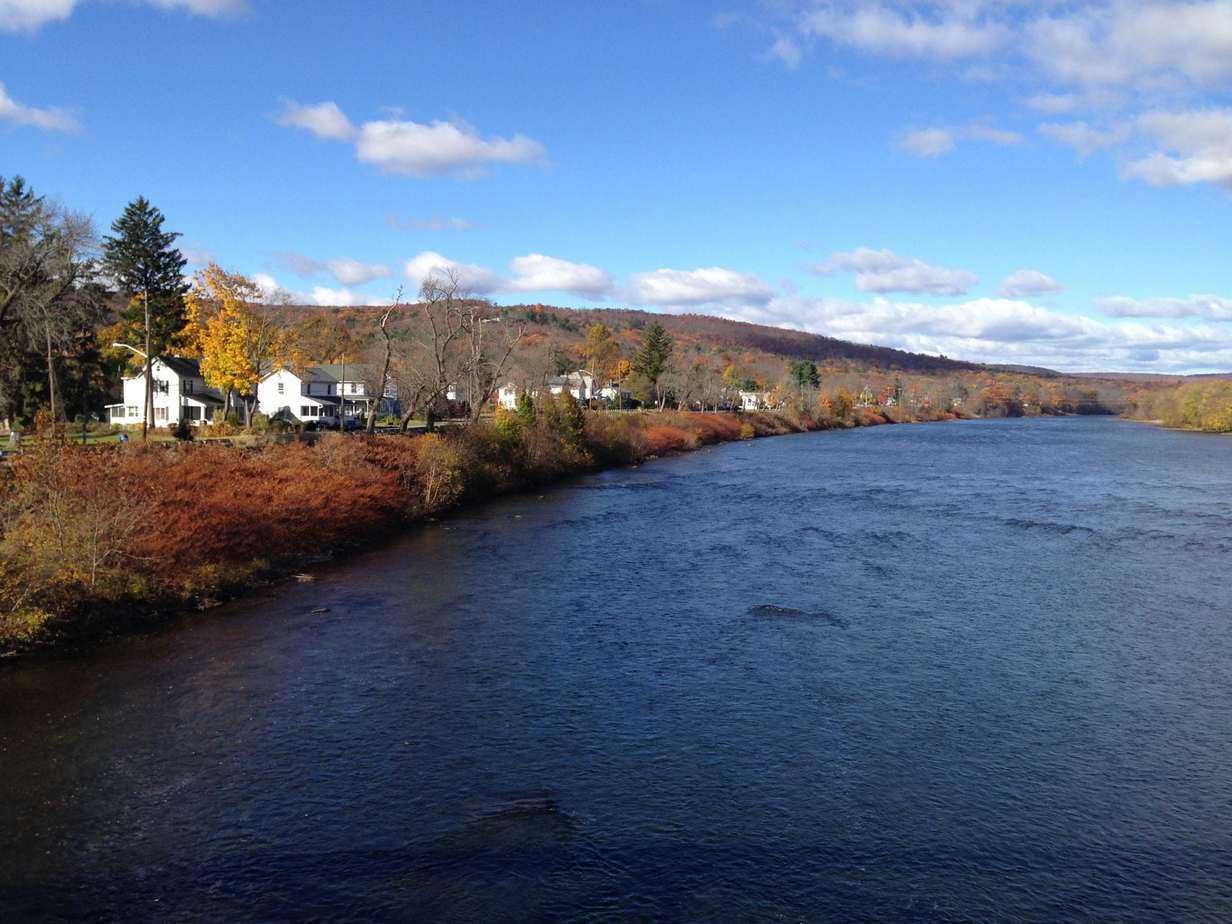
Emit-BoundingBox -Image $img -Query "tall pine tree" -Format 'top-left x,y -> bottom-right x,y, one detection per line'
101,197 -> 188,440
633,320 -> 673,409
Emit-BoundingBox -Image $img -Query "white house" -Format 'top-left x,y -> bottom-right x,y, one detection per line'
106,357 -> 224,427
547,370 -> 595,401
497,374 -> 627,412
497,382 -> 520,410
739,390 -> 768,411
257,363 -> 392,424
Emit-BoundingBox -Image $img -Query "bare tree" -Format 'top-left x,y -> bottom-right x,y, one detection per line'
394,270 -> 469,432
461,305 -> 525,422
364,286 -> 403,433
0,178 -> 99,425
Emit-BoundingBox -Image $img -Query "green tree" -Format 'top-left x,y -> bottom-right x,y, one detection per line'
101,197 -> 188,441
633,320 -> 673,409
789,360 -> 820,390
545,390 -> 585,447
515,390 -> 536,425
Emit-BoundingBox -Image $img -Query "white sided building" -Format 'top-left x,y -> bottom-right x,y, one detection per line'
256,363 -> 393,424
106,356 -> 224,427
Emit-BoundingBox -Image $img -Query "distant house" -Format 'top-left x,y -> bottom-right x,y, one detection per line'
105,356 -> 224,427
546,370 -> 596,401
739,390 -> 768,411
497,382 -> 520,410
855,386 -> 876,409
257,364 -> 394,424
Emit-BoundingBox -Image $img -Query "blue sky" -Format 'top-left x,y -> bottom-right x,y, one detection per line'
3,0 -> 1232,372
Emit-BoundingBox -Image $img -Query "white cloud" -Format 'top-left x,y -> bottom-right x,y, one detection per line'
0,81 -> 77,131
813,247 -> 979,296
356,118 -> 545,178
388,214 -> 473,232
720,292 -> 1232,373
900,122 -> 1021,158
143,0 -> 245,15
800,4 -> 1006,60
964,124 -> 1022,146
275,101 -> 546,179
403,250 -> 504,294
1027,92 -> 1080,115
1000,269 -> 1062,298
1038,120 -> 1130,159
1123,108 -> 1232,190
1029,2 -> 1232,90
309,285 -> 381,307
325,257 -> 390,286
276,100 -> 356,141
768,36 -> 803,67
748,3 -> 1232,109
253,273 -> 282,299
1098,294 -> 1232,320
506,254 -> 613,299
251,272 -> 390,307
627,266 -> 776,309
274,252 -> 391,286
0,0 -> 243,32
0,0 -> 74,32
901,127 -> 954,157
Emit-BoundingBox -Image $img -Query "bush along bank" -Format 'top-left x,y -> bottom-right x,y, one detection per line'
0,396 -> 962,655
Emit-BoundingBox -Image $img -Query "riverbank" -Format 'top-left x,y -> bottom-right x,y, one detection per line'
0,400 -> 959,657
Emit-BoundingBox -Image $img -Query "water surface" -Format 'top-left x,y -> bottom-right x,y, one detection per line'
3,417 -> 1232,921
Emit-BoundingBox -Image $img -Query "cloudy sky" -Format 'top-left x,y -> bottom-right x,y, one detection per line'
4,0 -> 1232,372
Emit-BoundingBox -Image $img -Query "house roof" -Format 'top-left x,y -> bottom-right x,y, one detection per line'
546,371 -> 592,386
123,355 -> 202,381
309,363 -> 372,383
184,392 -> 224,406
158,356 -> 202,377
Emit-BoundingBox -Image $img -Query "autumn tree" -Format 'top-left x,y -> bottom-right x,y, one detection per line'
584,323 -> 620,391
101,197 -> 188,440
184,264 -> 297,427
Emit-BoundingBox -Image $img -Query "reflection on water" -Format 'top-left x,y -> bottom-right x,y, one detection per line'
3,418 -> 1232,921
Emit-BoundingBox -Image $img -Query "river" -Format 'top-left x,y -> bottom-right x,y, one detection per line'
3,417 -> 1232,921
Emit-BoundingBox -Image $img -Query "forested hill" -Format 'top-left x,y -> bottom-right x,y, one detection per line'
513,306 -> 978,373
278,301 -> 979,375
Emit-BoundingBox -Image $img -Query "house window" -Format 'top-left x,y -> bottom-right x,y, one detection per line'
154,379 -> 169,394
155,407 -> 168,421
186,406 -> 202,422
184,380 -> 194,394
127,406 -> 138,417
277,382 -> 285,395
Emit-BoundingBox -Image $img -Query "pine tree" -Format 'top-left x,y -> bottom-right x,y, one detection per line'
101,197 -> 188,440
515,390 -> 536,425
633,320 -> 673,409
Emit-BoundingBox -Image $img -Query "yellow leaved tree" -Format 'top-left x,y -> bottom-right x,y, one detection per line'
184,264 -> 299,427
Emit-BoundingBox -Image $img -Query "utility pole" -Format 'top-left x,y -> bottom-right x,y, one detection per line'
142,288 -> 152,443
113,341 -> 150,441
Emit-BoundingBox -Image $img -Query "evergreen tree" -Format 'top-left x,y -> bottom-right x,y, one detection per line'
101,197 -> 188,440
633,320 -> 673,409
515,390 -> 536,425
789,360 -> 820,391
